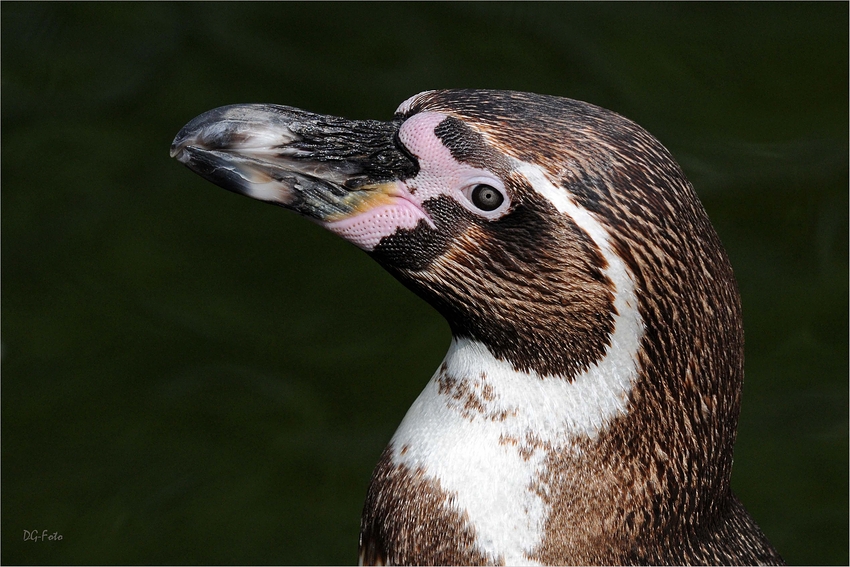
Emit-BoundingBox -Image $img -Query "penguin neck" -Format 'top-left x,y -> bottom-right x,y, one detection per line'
382,323 -> 645,563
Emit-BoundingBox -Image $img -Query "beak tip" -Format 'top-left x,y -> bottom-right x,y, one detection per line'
170,123 -> 196,160
169,143 -> 191,163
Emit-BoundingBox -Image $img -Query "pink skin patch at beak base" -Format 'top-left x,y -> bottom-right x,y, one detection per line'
321,112 -> 506,251
322,195 -> 433,251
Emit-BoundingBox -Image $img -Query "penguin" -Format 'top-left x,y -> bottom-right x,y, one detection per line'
171,89 -> 784,566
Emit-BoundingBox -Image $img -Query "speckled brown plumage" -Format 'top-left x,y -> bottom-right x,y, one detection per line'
362,90 -> 784,565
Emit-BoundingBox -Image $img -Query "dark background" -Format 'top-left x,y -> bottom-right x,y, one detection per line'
3,3 -> 847,565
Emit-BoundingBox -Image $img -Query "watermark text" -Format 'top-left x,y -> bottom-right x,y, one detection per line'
23,530 -> 63,542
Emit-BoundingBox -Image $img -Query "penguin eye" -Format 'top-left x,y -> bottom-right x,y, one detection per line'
457,178 -> 510,218
469,184 -> 505,211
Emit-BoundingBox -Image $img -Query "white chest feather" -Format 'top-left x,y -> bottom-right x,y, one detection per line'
388,161 -> 645,564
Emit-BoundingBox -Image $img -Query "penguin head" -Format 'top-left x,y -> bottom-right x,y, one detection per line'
172,89 -> 742,463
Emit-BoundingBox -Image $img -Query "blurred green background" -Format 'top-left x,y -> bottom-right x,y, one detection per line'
2,3 -> 847,565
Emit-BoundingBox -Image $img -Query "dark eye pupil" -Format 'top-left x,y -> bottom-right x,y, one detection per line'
471,184 -> 504,211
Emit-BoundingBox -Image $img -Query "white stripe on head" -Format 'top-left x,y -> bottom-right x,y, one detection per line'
389,160 -> 643,562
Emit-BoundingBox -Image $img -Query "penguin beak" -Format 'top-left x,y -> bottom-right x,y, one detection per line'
170,104 -> 426,249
